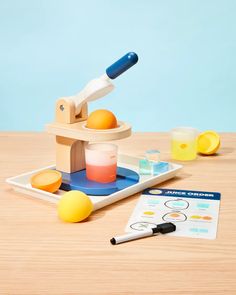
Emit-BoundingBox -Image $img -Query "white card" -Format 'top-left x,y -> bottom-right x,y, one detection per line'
125,188 -> 221,239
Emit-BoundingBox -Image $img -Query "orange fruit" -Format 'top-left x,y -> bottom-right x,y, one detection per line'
86,109 -> 117,130
31,170 -> 62,193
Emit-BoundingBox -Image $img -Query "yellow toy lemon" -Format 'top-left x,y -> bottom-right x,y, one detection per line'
58,191 -> 93,222
197,130 -> 220,155
86,109 -> 117,129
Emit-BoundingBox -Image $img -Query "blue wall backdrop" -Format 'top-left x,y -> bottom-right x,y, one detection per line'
1,0 -> 235,131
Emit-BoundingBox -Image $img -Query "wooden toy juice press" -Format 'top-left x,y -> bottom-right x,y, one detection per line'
46,52 -> 138,174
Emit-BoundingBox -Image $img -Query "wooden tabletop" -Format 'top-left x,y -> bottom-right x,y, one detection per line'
0,132 -> 236,295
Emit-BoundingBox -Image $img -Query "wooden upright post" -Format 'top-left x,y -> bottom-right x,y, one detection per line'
53,99 -> 88,173
55,136 -> 87,173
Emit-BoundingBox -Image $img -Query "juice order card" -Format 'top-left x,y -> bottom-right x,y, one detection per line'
125,188 -> 221,239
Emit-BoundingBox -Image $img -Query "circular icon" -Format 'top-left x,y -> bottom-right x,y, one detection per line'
149,189 -> 162,195
162,212 -> 187,222
164,199 -> 189,210
130,221 -> 157,231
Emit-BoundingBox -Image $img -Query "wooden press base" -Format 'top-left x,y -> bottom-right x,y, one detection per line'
46,121 -> 131,142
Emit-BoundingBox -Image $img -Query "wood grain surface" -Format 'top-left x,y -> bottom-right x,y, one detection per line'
0,132 -> 236,295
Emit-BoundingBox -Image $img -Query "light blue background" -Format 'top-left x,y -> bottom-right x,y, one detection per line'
1,0 -> 235,131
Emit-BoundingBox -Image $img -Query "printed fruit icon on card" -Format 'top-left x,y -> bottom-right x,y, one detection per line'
162,212 -> 187,222
86,109 -> 117,129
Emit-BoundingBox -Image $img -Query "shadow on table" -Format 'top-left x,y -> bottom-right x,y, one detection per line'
199,147 -> 235,158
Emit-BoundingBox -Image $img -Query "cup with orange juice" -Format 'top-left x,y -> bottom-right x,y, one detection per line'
85,143 -> 118,183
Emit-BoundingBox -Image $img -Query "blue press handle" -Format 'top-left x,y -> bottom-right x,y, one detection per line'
106,52 -> 138,79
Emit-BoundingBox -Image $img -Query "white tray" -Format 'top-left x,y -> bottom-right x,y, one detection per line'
6,154 -> 182,211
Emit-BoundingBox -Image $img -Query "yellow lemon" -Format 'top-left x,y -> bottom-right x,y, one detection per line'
86,109 -> 117,129
197,130 -> 220,155
58,191 -> 93,222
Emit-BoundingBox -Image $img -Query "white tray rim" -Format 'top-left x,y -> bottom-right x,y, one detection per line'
6,155 -> 183,211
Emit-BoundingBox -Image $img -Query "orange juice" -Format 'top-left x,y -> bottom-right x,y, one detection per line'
85,143 -> 118,183
86,164 -> 117,183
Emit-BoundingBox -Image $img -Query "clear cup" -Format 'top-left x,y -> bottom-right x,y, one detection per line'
171,127 -> 198,161
85,143 -> 118,183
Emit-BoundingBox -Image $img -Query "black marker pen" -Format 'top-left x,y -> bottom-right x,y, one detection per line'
110,222 -> 176,245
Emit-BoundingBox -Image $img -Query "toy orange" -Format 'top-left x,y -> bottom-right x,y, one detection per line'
86,109 -> 117,129
197,131 -> 220,155
31,170 -> 62,193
